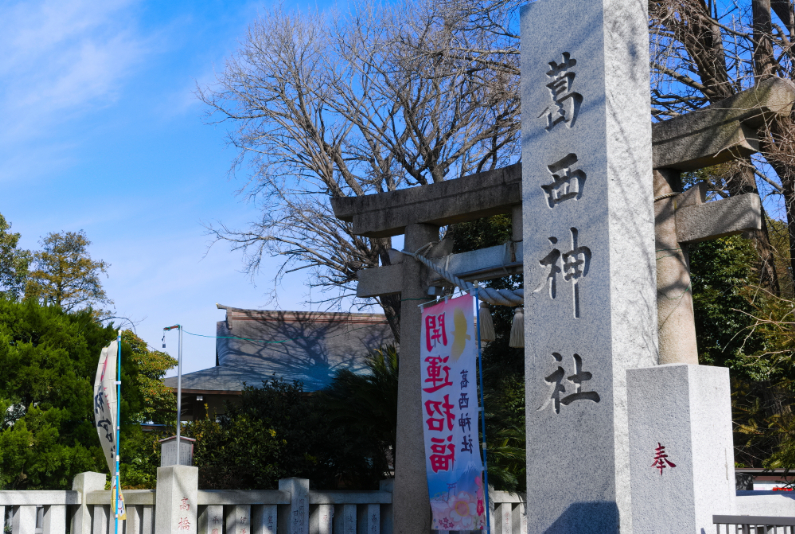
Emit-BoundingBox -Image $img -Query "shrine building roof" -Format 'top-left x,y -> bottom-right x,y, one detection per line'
164,305 -> 394,393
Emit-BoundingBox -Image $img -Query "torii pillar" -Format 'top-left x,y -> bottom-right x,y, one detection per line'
393,223 -> 438,534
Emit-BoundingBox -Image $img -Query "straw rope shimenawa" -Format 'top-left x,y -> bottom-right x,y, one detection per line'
400,243 -> 525,347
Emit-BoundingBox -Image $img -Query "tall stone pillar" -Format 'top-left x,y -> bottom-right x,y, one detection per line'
521,0 -> 657,531
654,169 -> 699,365
392,223 -> 439,534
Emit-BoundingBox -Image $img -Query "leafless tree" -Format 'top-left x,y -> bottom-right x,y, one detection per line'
200,1 -> 520,341
431,0 -> 795,292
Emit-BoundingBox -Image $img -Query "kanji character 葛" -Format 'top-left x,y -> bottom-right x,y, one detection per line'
460,369 -> 469,389
539,52 -> 583,131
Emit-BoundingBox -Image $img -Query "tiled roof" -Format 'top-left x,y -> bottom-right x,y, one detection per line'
164,306 -> 394,393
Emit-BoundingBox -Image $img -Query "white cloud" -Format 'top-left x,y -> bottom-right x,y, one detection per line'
0,0 -> 151,146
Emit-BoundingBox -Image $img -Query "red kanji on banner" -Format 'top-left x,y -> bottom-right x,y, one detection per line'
425,394 -> 455,432
425,314 -> 448,351
424,355 -> 453,393
429,435 -> 456,473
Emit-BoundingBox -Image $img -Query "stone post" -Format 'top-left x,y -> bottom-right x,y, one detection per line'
155,465 -> 198,534
332,504 -> 356,533
393,223 -> 438,534
199,505 -> 224,534
71,472 -> 107,534
277,477 -> 309,534
521,0 -> 656,531
358,504 -> 380,534
654,169 -> 698,365
11,505 -> 36,534
252,504 -> 277,534
42,504 -> 66,534
309,504 -> 333,534
379,479 -> 394,534
628,364 -> 735,532
226,505 -> 251,534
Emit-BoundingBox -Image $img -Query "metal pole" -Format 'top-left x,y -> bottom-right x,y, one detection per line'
474,288 -> 491,534
176,325 -> 183,465
115,330 -> 121,534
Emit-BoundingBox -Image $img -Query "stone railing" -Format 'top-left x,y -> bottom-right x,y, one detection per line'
0,470 -> 525,534
0,489 -> 79,534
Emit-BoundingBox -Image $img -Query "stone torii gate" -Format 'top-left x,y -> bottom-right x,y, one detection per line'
330,77 -> 795,533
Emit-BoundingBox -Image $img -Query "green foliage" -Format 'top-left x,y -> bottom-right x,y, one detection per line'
690,235 -> 765,375
451,214 -> 512,254
320,346 -> 398,464
689,232 -> 795,468
25,230 -> 112,313
451,215 -> 526,492
0,213 -> 30,300
122,331 -> 177,425
115,331 -> 176,489
0,298 -> 115,489
0,297 -> 176,489
119,426 -> 164,489
186,376 -> 389,490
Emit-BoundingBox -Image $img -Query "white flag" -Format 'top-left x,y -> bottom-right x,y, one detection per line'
93,340 -> 126,520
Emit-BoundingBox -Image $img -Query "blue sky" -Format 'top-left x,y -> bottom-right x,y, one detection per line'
0,0 -> 349,376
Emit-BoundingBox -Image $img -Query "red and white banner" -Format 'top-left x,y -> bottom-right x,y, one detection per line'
420,293 -> 486,531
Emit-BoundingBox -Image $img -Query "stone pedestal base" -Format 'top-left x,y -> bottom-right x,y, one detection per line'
155,465 -> 198,534
627,364 -> 735,533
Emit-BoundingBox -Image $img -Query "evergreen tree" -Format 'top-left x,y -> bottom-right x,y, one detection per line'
0,298 -> 175,489
25,231 -> 111,313
0,213 -> 30,299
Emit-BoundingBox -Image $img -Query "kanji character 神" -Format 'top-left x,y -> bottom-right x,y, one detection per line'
458,413 -> 471,432
532,228 -> 591,318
